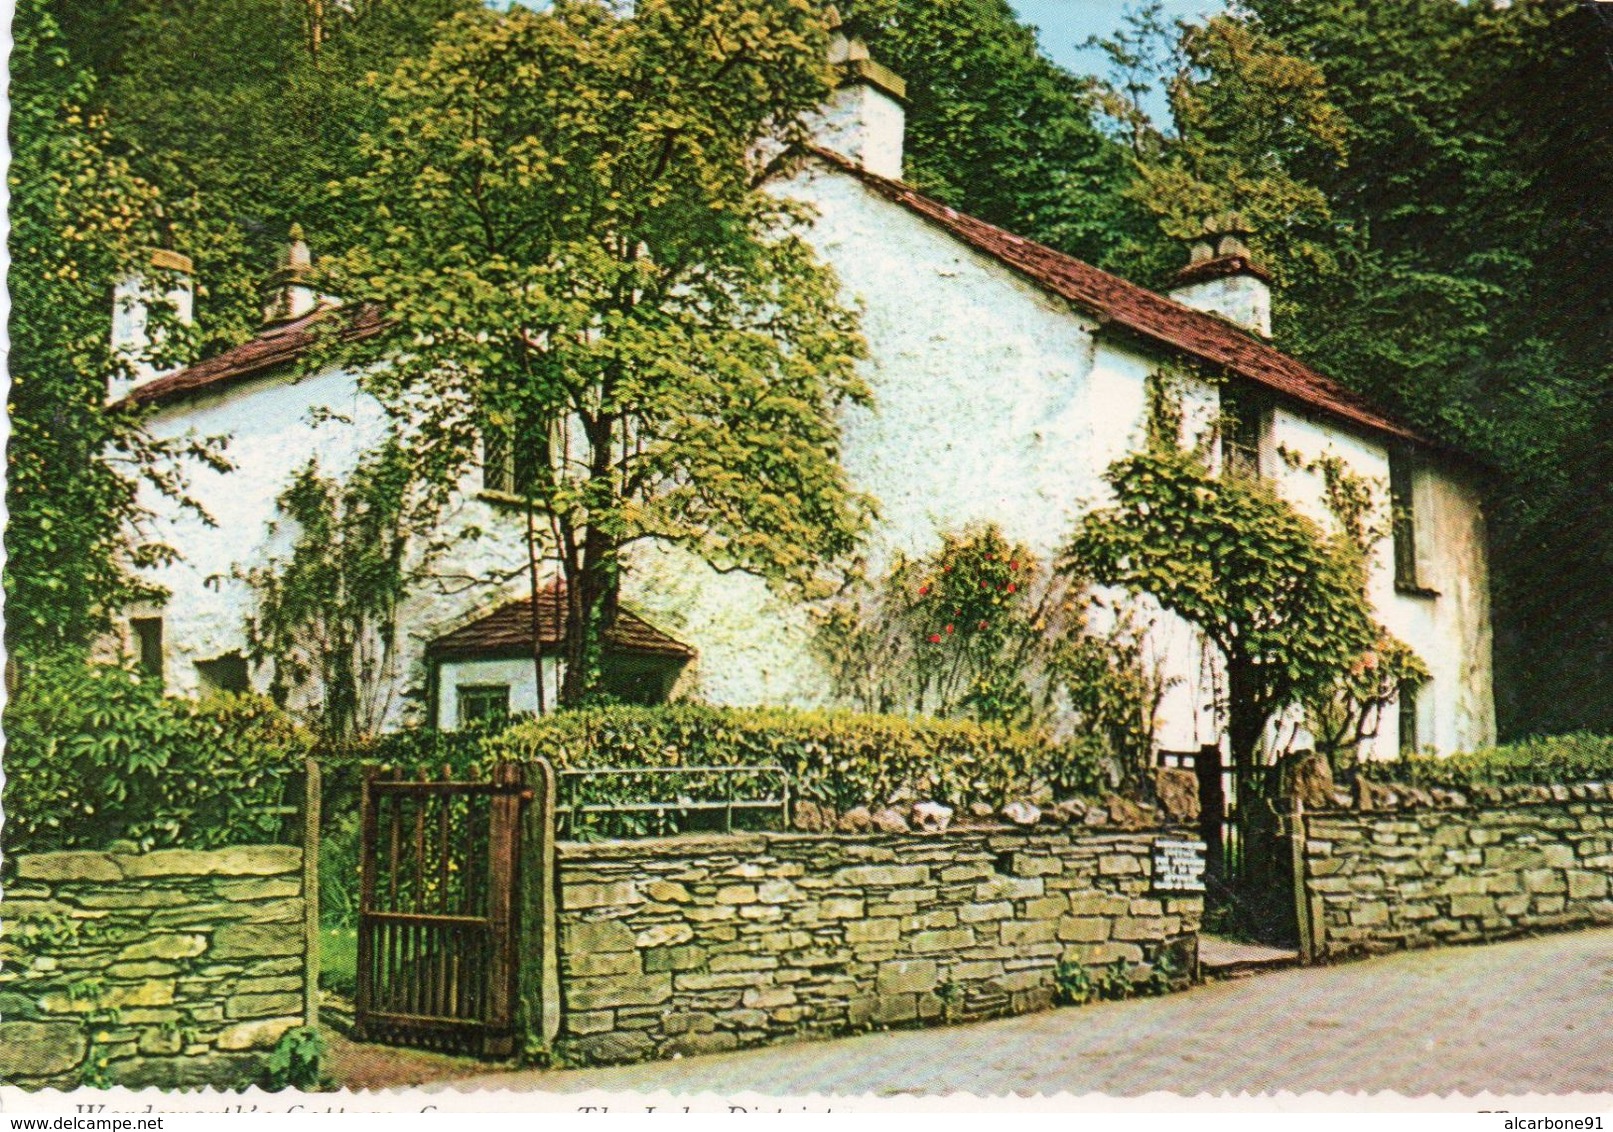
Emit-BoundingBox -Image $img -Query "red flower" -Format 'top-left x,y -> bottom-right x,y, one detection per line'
928,633 -> 942,644
978,620 -> 989,630
918,584 -> 930,595
945,624 -> 955,635
1009,560 -> 1020,571
1006,582 -> 1017,593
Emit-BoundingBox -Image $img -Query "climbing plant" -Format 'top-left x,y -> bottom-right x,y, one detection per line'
241,439 -> 432,741
814,524 -> 1170,793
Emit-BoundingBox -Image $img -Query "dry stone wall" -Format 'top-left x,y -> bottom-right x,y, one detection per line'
554,826 -> 1202,1066
1301,788 -> 1613,958
0,846 -> 310,1090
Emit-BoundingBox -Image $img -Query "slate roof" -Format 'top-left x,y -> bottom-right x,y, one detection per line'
427,585 -> 696,662
128,149 -> 1436,454
124,303 -> 386,406
808,145 -> 1435,450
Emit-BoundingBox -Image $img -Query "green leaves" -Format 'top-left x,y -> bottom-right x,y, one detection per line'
1065,443 -> 1417,768
2,658 -> 308,854
328,0 -> 869,703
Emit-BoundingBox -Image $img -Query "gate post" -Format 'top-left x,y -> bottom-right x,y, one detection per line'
1289,796 -> 1316,963
482,761 -> 525,1057
353,765 -> 380,1042
518,757 -> 561,1051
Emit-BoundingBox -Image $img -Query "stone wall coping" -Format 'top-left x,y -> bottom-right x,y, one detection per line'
14,844 -> 302,882
1307,779 -> 1613,817
556,822 -> 1197,859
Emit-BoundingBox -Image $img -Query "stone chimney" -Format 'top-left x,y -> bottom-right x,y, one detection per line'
1168,213 -> 1273,338
109,245 -> 195,401
811,6 -> 907,180
260,223 -> 321,326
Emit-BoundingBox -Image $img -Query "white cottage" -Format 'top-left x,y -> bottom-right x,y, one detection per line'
114,36 -> 1495,758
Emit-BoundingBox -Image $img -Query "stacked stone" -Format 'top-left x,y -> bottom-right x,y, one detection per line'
1303,794 -> 1613,958
554,826 -> 1202,1066
1,846 -> 308,1090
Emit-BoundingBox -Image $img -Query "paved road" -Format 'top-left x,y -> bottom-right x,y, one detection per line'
454,928 -> 1613,1096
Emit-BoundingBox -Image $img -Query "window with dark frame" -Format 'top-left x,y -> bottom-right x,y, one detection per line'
481,412 -> 550,499
1220,385 -> 1266,480
457,683 -> 511,728
131,617 -> 164,687
1390,447 -> 1420,590
1398,678 -> 1421,754
196,653 -> 251,695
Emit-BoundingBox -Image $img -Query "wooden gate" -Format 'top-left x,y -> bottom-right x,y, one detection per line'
354,762 -> 529,1056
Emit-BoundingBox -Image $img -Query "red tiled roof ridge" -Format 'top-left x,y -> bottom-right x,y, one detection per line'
123,301 -> 387,407
804,145 -> 1437,451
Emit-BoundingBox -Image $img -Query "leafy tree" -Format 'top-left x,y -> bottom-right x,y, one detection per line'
1088,7 -> 1349,293
833,0 -> 1148,267
6,0 -> 226,663
1065,445 -> 1385,776
323,0 -> 872,706
55,0 -> 478,353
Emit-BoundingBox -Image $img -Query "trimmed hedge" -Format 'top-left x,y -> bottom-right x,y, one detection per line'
318,704 -> 1105,837
497,703 -> 1106,813
1377,731 -> 1613,789
2,659 -> 308,854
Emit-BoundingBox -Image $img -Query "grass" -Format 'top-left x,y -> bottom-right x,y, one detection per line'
320,926 -> 358,999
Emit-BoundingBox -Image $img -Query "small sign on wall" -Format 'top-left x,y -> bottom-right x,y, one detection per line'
1152,838 -> 1208,893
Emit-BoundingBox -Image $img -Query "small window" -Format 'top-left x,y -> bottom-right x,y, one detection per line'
457,684 -> 511,728
196,652 -> 251,695
1390,448 -> 1419,590
1398,679 -> 1422,754
131,617 -> 164,687
481,412 -> 550,499
1220,386 -> 1266,480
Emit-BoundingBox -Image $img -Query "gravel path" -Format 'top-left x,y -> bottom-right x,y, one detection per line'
445,928 -> 1613,1096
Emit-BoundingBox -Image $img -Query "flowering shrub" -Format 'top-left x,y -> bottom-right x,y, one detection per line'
813,525 -> 1081,727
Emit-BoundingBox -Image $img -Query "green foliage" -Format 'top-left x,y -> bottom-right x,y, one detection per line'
263,1026 -> 328,1091
6,0 -> 228,663
243,441 -> 428,741
1,658 -> 308,854
324,0 -> 872,707
1052,959 -> 1094,1007
493,703 -> 1106,818
319,928 -> 359,999
1377,733 -> 1613,791
1064,444 -> 1395,768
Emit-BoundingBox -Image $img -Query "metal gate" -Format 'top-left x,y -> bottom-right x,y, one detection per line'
354,762 -> 530,1056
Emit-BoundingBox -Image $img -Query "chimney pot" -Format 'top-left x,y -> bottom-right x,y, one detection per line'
1169,213 -> 1272,338
109,246 -> 195,401
261,223 -> 321,326
810,10 -> 906,180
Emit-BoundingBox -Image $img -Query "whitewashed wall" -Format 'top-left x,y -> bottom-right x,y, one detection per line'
127,155 -> 1494,754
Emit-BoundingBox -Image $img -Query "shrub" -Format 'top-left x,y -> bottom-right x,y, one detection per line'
492,703 -> 1106,817
2,659 -> 308,854
1376,732 -> 1613,789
